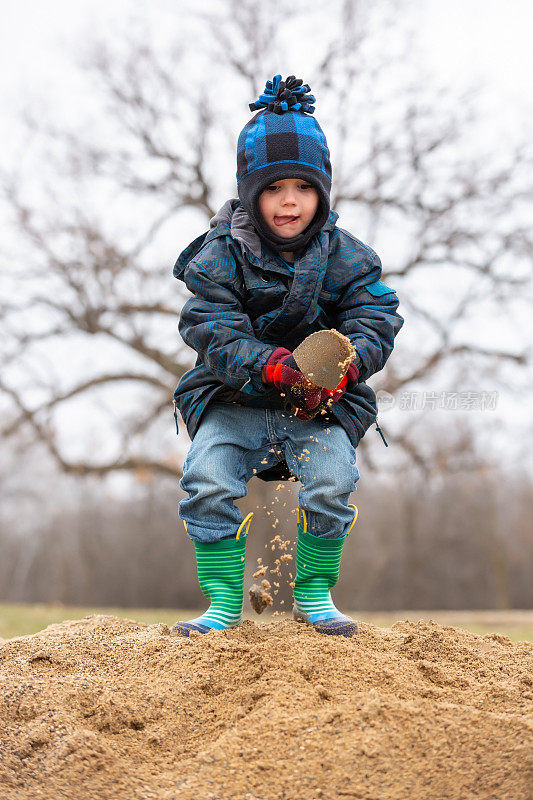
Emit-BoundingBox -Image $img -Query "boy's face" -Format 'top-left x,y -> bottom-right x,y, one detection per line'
258,178 -> 319,239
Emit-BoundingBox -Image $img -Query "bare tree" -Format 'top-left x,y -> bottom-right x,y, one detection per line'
1,0 -> 531,484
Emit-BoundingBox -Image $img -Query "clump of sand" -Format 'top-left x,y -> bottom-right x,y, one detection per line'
0,615 -> 532,799
248,582 -> 273,614
293,328 -> 356,390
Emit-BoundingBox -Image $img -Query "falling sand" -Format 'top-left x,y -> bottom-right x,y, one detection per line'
0,615 -> 531,799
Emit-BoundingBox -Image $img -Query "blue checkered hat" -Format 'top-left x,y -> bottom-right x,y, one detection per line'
236,75 -> 332,252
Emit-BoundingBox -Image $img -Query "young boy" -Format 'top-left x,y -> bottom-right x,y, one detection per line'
171,75 -> 404,638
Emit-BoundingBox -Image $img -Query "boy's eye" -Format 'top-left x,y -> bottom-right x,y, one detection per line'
264,183 -> 313,193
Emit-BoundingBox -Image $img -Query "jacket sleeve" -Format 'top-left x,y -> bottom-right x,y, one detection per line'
179,242 -> 275,394
336,250 -> 404,384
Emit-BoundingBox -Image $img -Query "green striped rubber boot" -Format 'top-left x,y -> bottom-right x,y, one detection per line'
292,505 -> 358,637
171,512 -> 253,637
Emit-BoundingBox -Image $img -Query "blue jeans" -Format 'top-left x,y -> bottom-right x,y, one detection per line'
179,403 -> 360,543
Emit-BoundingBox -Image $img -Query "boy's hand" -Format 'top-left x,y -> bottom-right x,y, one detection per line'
262,348 -> 326,411
292,361 -> 359,420
344,361 -> 360,386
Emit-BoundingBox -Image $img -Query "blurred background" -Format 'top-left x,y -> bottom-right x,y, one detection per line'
0,0 -> 532,620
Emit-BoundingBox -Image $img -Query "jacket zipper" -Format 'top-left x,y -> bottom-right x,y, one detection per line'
375,417 -> 388,447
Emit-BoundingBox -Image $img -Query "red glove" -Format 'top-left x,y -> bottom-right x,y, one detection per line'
262,348 -> 327,411
294,361 -> 359,420
345,361 -> 360,386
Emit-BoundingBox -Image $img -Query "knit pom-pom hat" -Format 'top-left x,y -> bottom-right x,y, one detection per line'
236,74 -> 332,253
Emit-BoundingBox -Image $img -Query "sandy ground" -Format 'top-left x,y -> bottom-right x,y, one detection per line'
0,614 -> 532,800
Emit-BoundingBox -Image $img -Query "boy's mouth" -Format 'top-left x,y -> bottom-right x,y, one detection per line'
273,215 -> 300,227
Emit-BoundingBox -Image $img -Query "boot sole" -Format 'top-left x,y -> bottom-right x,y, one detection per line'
293,607 -> 358,638
171,620 -> 242,637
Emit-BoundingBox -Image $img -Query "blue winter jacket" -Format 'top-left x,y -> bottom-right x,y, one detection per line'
172,199 -> 404,481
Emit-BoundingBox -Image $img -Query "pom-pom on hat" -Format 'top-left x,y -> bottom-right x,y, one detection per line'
236,74 -> 332,253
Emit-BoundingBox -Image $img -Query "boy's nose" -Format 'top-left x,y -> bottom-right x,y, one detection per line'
280,190 -> 297,205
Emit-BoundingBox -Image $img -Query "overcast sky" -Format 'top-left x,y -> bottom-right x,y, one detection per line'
2,0 -> 532,128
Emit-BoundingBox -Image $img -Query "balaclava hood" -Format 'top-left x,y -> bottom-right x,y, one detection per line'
236,74 -> 332,253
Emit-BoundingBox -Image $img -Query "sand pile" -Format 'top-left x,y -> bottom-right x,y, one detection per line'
0,615 -> 531,800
